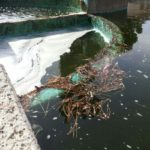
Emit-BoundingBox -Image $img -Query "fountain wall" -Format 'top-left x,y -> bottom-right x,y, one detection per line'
0,14 -> 90,36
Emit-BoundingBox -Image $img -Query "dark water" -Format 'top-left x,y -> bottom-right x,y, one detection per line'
41,30 -> 105,83
27,1 -> 150,150
60,31 -> 105,76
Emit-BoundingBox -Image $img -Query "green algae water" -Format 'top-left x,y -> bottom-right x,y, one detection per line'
25,1 -> 150,150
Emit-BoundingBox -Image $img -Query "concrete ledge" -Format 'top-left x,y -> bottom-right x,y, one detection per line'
0,65 -> 40,150
0,13 -> 89,37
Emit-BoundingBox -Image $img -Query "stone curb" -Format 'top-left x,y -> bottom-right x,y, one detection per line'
0,65 -> 40,150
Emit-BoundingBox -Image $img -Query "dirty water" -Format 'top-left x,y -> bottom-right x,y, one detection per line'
0,0 -> 150,150
0,28 -> 105,95
26,1 -> 150,150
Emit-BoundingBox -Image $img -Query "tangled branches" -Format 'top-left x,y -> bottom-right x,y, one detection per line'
57,61 -> 124,136
20,54 -> 125,136
59,97 -> 111,136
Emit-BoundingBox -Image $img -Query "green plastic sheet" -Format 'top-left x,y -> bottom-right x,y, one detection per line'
31,88 -> 64,107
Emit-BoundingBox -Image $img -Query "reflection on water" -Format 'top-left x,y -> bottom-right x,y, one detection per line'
100,0 -> 150,49
88,0 -> 128,14
40,30 -> 105,83
101,13 -> 143,49
27,0 -> 150,150
128,0 -> 150,17
60,31 -> 105,76
88,0 -> 150,16
88,0 -> 150,49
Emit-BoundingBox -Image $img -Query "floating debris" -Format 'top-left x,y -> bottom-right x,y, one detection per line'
31,115 -> 38,118
136,113 -> 143,117
32,124 -> 43,135
32,110 -> 39,114
124,107 -> 128,110
134,100 -> 139,103
137,70 -> 142,74
143,74 -> 149,79
70,72 -> 83,84
46,135 -> 51,140
52,117 -> 58,120
123,117 -> 128,120
88,118 -> 92,120
128,75 -> 132,78
120,102 -> 124,106
79,137 -> 83,140
104,147 -> 108,150
120,93 -> 124,97
126,144 -> 132,149
31,88 -> 65,107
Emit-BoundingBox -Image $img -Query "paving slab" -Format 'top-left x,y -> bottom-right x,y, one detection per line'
0,65 -> 40,150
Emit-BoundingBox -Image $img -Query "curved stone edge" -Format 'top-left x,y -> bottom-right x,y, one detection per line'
89,14 -> 123,44
0,64 -> 40,150
0,13 -> 89,36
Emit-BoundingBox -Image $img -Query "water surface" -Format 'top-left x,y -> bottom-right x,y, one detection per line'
0,28 -> 96,94
26,1 -> 150,150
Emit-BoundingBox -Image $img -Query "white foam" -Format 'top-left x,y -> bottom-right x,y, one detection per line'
0,11 -> 86,23
94,29 -> 110,43
0,28 -> 91,95
0,13 -> 36,23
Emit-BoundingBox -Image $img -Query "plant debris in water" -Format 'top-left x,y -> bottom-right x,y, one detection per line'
20,50 -> 125,136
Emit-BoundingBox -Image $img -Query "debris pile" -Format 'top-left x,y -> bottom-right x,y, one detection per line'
20,53 -> 125,136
